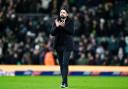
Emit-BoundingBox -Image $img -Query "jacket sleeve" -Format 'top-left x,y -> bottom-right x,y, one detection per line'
50,22 -> 58,36
62,20 -> 74,35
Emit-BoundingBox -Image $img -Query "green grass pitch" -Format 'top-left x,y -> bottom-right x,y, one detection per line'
0,76 -> 128,89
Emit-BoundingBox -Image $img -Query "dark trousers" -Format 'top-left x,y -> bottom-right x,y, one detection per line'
57,50 -> 71,84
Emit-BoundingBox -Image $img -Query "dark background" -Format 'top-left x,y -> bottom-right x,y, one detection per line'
0,0 -> 128,66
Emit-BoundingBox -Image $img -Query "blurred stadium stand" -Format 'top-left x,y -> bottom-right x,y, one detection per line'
0,0 -> 128,66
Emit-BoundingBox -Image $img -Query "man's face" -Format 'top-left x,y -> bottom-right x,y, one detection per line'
60,9 -> 68,19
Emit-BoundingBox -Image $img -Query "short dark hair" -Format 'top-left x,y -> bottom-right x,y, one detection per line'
60,6 -> 69,13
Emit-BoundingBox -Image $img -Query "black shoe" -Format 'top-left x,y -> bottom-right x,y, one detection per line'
61,83 -> 68,88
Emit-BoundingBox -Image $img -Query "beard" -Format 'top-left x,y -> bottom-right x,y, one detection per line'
60,15 -> 67,19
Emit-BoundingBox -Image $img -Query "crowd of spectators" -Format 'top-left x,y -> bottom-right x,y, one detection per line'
0,0 -> 128,65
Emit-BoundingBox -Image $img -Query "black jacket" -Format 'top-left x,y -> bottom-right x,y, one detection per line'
51,18 -> 74,51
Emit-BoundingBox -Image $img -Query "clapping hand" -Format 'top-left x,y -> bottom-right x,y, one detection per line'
55,19 -> 65,27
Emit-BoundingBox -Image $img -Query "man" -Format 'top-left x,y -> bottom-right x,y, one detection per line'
50,7 -> 74,88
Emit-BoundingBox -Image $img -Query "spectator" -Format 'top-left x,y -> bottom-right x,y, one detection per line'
44,50 -> 55,65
